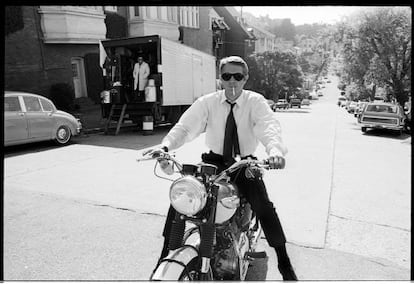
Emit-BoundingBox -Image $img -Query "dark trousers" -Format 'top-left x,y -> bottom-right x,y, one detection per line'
162,151 -> 286,248
133,90 -> 145,102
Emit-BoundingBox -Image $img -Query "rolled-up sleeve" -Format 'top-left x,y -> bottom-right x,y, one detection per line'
252,98 -> 288,157
162,98 -> 207,151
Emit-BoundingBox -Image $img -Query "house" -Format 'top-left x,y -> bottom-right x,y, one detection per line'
209,8 -> 230,61
296,35 -> 318,54
274,38 -> 295,53
4,6 -> 217,107
5,6 -> 107,103
226,7 -> 277,54
213,7 -> 256,59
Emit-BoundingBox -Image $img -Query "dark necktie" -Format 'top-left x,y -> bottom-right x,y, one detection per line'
223,100 -> 240,165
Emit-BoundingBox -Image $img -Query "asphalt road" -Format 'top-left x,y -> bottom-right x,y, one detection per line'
3,75 -> 411,280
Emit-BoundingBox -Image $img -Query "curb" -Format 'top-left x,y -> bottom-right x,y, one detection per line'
81,128 -> 105,135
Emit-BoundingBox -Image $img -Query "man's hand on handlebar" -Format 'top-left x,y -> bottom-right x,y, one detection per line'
268,155 -> 285,169
142,145 -> 168,158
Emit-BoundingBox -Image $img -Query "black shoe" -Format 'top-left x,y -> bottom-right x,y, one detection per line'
278,263 -> 298,281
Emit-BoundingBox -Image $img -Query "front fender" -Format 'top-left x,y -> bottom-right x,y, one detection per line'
150,245 -> 199,280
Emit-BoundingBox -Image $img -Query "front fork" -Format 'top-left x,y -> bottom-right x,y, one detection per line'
167,184 -> 219,279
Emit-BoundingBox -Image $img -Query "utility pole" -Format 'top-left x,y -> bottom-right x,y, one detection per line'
240,6 -> 243,23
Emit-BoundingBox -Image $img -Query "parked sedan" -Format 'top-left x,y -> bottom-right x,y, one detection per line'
290,98 -> 302,108
4,91 -> 82,146
354,101 -> 368,118
301,98 -> 310,106
274,99 -> 290,110
358,102 -> 406,135
347,101 -> 358,113
338,96 -> 347,107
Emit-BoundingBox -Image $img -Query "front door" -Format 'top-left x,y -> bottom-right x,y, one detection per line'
71,57 -> 88,98
4,96 -> 28,143
23,96 -> 55,139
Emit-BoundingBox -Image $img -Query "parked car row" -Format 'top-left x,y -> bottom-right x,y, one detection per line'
339,94 -> 409,136
4,91 -> 82,147
271,97 -> 309,111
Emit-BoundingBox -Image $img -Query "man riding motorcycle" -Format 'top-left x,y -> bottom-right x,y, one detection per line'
145,56 -> 297,280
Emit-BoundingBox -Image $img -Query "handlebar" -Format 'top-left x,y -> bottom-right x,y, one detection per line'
138,150 -> 281,180
137,151 -> 183,171
213,158 -> 270,182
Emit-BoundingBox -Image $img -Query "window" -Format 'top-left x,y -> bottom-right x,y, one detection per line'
40,98 -> 54,112
194,7 -> 199,27
167,7 -> 177,23
4,97 -> 21,112
72,63 -> 78,77
146,7 -> 151,18
134,7 -> 140,17
23,96 -> 42,112
156,6 -> 161,19
179,6 -> 199,28
104,6 -> 117,12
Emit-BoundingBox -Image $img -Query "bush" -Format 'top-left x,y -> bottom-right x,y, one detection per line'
49,83 -> 75,111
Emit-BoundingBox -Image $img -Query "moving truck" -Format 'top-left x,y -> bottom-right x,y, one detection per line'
100,35 -> 217,125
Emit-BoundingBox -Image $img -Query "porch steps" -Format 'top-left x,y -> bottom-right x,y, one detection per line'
104,104 -> 131,135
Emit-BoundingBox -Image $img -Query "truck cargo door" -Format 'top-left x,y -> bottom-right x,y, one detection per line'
192,55 -> 202,101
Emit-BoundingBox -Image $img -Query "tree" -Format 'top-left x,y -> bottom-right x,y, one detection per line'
245,51 -> 303,101
269,19 -> 296,41
336,7 -> 411,105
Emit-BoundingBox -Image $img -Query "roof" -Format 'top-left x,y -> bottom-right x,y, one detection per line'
247,23 -> 275,38
213,7 -> 256,40
225,6 -> 239,17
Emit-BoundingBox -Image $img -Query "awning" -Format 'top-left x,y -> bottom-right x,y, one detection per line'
212,18 -> 230,30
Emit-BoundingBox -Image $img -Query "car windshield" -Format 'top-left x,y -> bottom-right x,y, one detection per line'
366,104 -> 398,113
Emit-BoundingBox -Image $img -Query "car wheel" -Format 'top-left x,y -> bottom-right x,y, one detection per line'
361,127 -> 367,133
55,125 -> 72,145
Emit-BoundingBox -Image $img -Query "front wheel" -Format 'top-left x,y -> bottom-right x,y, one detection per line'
55,125 -> 72,145
179,258 -> 213,280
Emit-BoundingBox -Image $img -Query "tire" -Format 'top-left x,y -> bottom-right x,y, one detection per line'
361,127 -> 367,133
55,125 -> 72,145
178,258 -> 213,280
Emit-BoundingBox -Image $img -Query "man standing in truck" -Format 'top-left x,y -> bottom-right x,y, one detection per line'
133,55 -> 150,102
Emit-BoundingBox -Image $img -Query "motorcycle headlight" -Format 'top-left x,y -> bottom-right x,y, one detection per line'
170,176 -> 207,216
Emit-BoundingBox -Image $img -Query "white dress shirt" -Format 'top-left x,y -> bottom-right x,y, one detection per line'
162,90 -> 288,157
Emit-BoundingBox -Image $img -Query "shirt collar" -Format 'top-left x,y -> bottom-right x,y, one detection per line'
220,89 -> 247,107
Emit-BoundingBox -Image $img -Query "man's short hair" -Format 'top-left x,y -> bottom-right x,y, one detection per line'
219,56 -> 249,75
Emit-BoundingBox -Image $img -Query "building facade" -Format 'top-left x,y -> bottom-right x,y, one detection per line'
4,6 -> 218,105
5,6 -> 107,103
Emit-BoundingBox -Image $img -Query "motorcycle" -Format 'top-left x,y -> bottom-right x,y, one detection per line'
137,150 -> 273,280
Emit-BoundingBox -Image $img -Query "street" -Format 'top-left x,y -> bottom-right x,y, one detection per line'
3,75 -> 411,280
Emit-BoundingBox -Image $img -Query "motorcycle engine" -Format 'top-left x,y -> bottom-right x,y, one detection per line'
213,225 -> 239,279
212,202 -> 253,280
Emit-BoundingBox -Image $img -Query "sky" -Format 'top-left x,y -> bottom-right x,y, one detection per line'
234,6 -> 372,25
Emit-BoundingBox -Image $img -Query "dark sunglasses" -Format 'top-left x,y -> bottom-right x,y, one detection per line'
221,73 -> 245,81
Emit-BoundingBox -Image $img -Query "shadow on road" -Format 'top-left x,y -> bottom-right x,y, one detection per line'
74,127 -> 171,150
361,129 -> 411,140
3,141 -> 69,158
275,109 -> 310,114
3,127 -> 173,157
